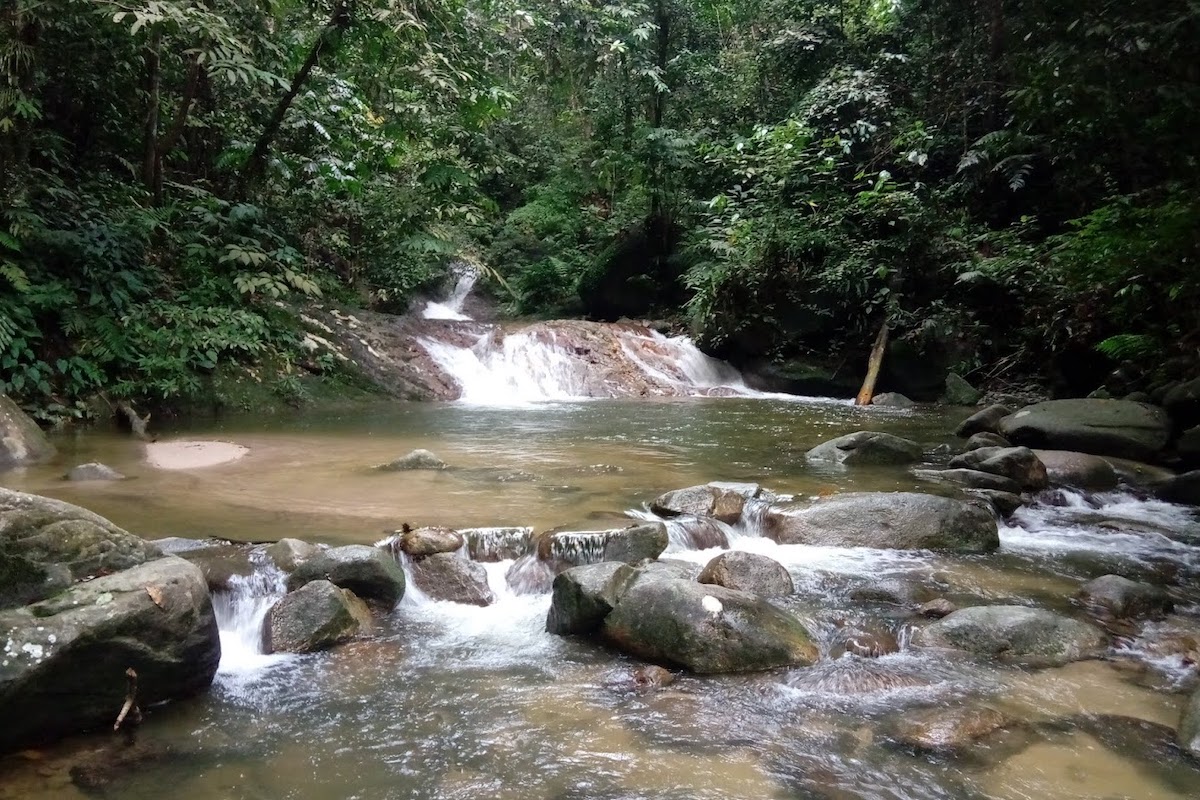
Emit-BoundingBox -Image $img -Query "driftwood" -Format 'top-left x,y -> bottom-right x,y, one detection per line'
113,668 -> 142,733
115,401 -> 153,441
854,321 -> 890,406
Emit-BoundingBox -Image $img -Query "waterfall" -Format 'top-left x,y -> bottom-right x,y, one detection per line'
422,261 -> 479,321
213,565 -> 288,678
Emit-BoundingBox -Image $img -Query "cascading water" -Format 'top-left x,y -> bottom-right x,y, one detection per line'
422,261 -> 479,321
212,564 -> 289,682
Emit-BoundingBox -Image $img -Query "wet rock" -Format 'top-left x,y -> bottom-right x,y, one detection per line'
871,392 -> 914,408
376,448 -> 446,471
398,526 -> 464,557
150,536 -> 221,554
546,562 -> 635,634
917,598 -> 957,618
287,544 -> 406,609
913,467 -> 1022,493
849,577 -> 936,607
829,622 -> 899,659
1180,687 -> 1200,759
461,526 -> 533,561
697,551 -> 794,597
0,487 -> 161,609
602,577 -> 819,673
955,404 -> 1011,438
942,373 -> 982,406
964,432 -> 1010,451
963,488 -> 1023,518
0,556 -> 220,751
665,516 -> 730,550
538,523 -> 669,567
805,431 -> 923,466
180,544 -> 255,591
265,579 -> 371,653
650,483 -> 761,524
631,664 -> 676,689
949,446 -> 1048,490
912,605 -> 1108,666
1077,575 -> 1173,620
890,706 -> 1012,753
64,462 -> 124,481
998,399 -> 1170,462
631,558 -> 704,582
505,554 -> 555,595
1149,470 -> 1200,506
408,552 -> 494,606
264,537 -> 321,573
1032,449 -> 1119,491
0,394 -> 54,471
764,492 -> 999,553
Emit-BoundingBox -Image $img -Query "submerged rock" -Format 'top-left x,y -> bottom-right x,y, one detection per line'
956,404 -> 1011,438
265,579 -> 371,653
763,492 -> 999,553
664,515 -> 730,550
998,399 -> 1170,462
871,392 -> 914,408
913,605 -> 1107,666
377,449 -> 446,471
264,537 -> 322,573
829,622 -> 900,659
287,545 -> 406,609
0,555 -> 220,751
631,664 -> 676,689
697,551 -> 794,597
890,706 -> 1013,753
546,562 -> 635,635
0,394 -> 54,471
1076,575 -> 1173,620
1180,687 -> 1200,759
408,552 -> 494,606
602,577 -> 818,673
650,483 -> 761,524
949,446 -> 1048,490
805,431 -> 923,467
64,462 -> 124,481
1033,449 -> 1119,491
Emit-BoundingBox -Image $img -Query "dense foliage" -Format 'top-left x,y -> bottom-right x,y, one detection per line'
2,0 -> 1198,413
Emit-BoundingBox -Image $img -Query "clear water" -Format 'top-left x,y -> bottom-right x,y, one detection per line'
1,399 -> 1199,799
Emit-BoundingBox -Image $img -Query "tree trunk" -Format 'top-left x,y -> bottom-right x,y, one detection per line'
140,30 -> 163,201
855,320 -> 890,406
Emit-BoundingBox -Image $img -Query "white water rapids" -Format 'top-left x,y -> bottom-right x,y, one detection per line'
421,262 -> 479,321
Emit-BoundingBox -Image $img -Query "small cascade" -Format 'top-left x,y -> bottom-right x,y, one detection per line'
460,526 -> 535,561
422,261 -> 479,321
549,531 -> 610,565
213,564 -> 288,678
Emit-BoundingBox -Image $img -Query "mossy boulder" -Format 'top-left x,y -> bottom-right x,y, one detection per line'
545,562 -> 636,635
265,580 -> 371,653
912,605 -> 1107,666
0,394 -> 54,471
998,399 -> 1170,462
286,545 -> 406,609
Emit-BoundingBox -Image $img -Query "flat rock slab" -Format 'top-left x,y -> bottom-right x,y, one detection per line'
145,440 -> 249,469
999,399 -> 1169,462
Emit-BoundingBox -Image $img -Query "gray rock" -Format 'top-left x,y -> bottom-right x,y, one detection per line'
0,488 -> 161,609
955,404 -> 1011,438
913,467 -> 1022,494
1033,450 -> 1119,491
630,558 -> 704,583
546,562 -> 635,635
287,545 -> 406,608
1150,470 -> 1200,506
1077,575 -> 1173,619
461,527 -> 533,561
264,538 -> 322,573
1180,686 -> 1200,759
963,488 -> 1023,518
650,483 -> 761,523
0,556 -> 220,751
408,552 -> 494,606
397,526 -> 463,557
912,605 -> 1107,666
917,598 -> 957,618
764,492 -> 999,553
942,373 -> 983,406
998,399 -> 1170,462
871,392 -> 915,408
805,431 -> 923,467
964,432 -> 1010,451
890,706 -> 1012,752
601,577 -> 818,673
376,449 -> 446,471
65,462 -> 124,481
265,579 -> 371,653
664,516 -> 730,550
697,552 -> 794,597
0,394 -> 54,471
180,544 -> 255,591
949,446 -> 1048,490
849,577 -> 936,607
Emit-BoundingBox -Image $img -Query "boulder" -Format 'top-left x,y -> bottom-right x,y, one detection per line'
963,488 -> 1023,518
1176,425 -> 1200,469
912,467 -> 1021,494
264,538 -> 322,573
942,374 -> 982,406
912,605 -> 1107,666
1180,686 -> 1200,759
286,545 -> 406,608
1149,470 -> 1200,506
917,598 -> 957,618
955,404 -> 1011,438
763,492 -> 999,553
546,562 -> 635,635
461,527 -> 533,561
265,579 -> 371,653
376,449 -> 446,471
398,526 -> 464,558
871,392 -> 914,408
0,556 -> 220,751
998,399 -> 1170,462
0,487 -> 161,609
890,706 -> 1012,753
602,523 -> 670,563
1033,450 -> 1119,491
601,577 -> 818,673
949,446 -> 1048,490
408,552 -> 494,606
697,552 -> 794,597
180,544 -> 255,591
65,462 -> 124,481
1163,377 -> 1200,431
1076,575 -> 1173,620
0,394 -> 54,471
964,432 -> 1010,451
804,431 -> 923,467
505,554 -> 555,595
538,523 -> 668,567
849,577 -> 936,607
650,483 -> 761,523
